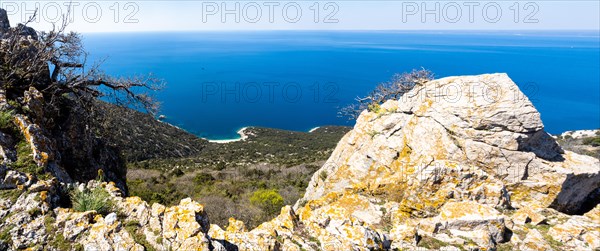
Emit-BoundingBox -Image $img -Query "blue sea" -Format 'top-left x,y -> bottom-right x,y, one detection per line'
83,31 -> 600,140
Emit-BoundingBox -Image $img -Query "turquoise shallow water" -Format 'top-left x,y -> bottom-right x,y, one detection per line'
83,31 -> 600,139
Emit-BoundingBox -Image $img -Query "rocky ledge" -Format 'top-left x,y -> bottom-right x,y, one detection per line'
0,73 -> 598,251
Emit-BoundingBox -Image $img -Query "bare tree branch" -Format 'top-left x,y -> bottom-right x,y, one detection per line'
0,9 -> 163,116
338,68 -> 434,120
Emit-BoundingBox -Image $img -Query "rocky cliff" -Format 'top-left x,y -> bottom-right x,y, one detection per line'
0,74 -> 598,251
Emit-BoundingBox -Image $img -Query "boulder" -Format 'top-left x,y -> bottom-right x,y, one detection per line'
292,73 -> 599,250
512,207 -> 546,225
1,170 -> 29,189
300,73 -> 599,216
519,229 -> 553,251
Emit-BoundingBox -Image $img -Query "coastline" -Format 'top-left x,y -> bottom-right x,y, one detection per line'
207,127 -> 249,144
207,126 -> 324,143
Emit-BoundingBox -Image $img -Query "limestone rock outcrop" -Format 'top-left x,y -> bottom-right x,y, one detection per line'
290,73 -> 599,250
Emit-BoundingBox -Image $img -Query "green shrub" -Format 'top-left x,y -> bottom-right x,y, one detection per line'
582,136 -> 600,147
0,225 -> 13,246
0,110 -> 15,131
70,187 -> 113,215
49,233 -> 71,250
11,140 -> 48,179
0,189 -> 23,204
249,189 -> 284,216
193,172 -> 215,186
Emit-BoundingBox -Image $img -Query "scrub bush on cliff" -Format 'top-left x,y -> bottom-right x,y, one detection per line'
0,10 -> 163,120
339,68 -> 434,120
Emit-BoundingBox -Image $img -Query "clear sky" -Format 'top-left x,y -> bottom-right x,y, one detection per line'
2,1 -> 599,32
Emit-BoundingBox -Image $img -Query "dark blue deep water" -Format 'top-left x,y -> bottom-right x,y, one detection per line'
83,31 -> 600,139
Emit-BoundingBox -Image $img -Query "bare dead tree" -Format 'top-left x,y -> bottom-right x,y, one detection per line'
339,68 -> 434,120
0,10 -> 163,116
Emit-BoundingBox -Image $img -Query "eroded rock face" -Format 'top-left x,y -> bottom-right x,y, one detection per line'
301,73 -> 597,212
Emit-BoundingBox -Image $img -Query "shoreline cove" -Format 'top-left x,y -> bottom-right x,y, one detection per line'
205,126 -> 324,143
207,127 -> 250,143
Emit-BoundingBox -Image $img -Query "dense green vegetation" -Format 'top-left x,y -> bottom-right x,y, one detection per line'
127,126 -> 350,228
0,110 -> 15,131
93,101 -> 207,162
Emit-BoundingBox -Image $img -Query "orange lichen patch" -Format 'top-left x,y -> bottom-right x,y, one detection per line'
367,182 -> 407,203
324,164 -> 354,189
76,221 -> 88,228
433,134 -> 449,160
349,181 -> 369,194
253,206 -> 297,238
297,204 -> 313,222
105,182 -> 122,195
548,223 -> 584,242
439,201 -> 499,221
279,209 -> 296,230
39,152 -> 49,166
507,180 -> 562,209
13,115 -> 54,166
125,196 -> 144,205
13,116 -> 30,139
307,192 -> 341,210
93,214 -> 103,222
582,232 -> 600,248
39,191 -> 48,201
313,193 -> 373,222
226,217 -> 247,233
583,205 -> 600,223
444,161 -> 460,169
415,99 -> 434,115
389,142 -> 415,176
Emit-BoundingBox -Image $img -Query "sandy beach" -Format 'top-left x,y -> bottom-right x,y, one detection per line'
208,127 -> 249,143
309,127 -> 320,133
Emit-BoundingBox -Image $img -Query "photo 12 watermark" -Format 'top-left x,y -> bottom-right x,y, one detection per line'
199,81 -> 340,104
200,1 -> 339,24
0,1 -> 140,24
400,1 -> 539,24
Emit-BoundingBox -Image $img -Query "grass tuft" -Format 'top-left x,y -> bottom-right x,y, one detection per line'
70,186 -> 113,215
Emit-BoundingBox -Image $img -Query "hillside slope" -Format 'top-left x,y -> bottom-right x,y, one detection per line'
93,101 -> 208,162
